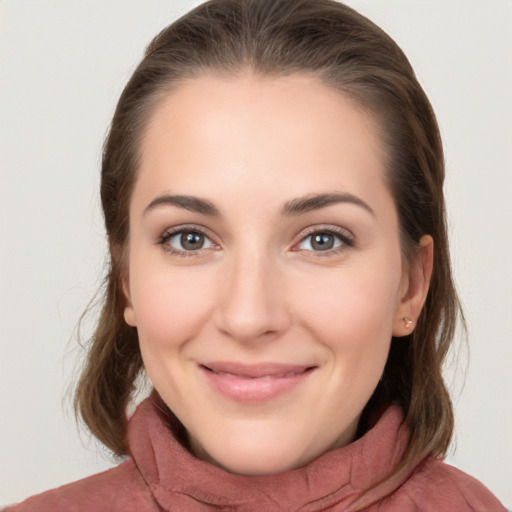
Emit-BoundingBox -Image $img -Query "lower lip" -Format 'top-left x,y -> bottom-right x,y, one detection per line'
200,366 -> 315,403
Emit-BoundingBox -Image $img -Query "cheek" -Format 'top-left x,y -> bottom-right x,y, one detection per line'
294,260 -> 402,356
129,263 -> 219,402
129,262 -> 216,351
294,266 -> 400,419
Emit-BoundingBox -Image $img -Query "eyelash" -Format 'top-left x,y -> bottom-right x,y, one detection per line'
157,225 -> 355,257
293,226 -> 355,256
157,225 -> 217,257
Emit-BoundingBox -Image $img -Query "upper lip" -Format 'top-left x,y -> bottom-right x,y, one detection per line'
200,362 -> 315,378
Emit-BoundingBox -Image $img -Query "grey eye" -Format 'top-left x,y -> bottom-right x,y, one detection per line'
168,231 -> 214,251
298,232 -> 343,251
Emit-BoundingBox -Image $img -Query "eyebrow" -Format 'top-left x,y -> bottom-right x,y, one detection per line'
143,194 -> 220,216
143,191 -> 375,218
281,192 -> 375,217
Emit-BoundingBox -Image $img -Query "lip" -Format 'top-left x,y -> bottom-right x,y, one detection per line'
199,362 -> 316,403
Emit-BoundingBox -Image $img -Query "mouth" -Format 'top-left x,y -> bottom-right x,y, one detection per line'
199,362 -> 317,402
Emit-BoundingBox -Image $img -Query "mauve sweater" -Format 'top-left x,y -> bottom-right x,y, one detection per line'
5,397 -> 506,512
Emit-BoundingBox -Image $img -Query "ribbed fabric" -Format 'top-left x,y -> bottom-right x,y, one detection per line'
5,396 -> 506,511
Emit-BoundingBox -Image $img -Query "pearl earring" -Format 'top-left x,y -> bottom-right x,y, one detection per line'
403,317 -> 414,329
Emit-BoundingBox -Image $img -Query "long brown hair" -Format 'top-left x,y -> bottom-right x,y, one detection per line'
75,0 -> 462,471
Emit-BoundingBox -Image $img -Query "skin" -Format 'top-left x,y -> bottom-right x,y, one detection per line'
123,72 -> 433,476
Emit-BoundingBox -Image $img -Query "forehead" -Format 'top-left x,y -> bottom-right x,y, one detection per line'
134,72 -> 390,216
141,71 -> 384,159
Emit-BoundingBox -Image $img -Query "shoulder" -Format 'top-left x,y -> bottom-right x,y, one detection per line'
3,459 -> 160,512
377,457 -> 507,512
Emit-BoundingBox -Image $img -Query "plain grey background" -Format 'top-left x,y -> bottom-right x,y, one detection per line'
1,0 -> 511,507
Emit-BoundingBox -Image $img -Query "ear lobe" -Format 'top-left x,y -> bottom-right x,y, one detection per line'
392,235 -> 434,337
122,274 -> 137,327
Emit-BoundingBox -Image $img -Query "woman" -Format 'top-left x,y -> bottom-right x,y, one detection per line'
5,0 -> 507,510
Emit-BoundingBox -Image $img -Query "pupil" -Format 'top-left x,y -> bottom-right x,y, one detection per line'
181,232 -> 204,250
312,233 -> 334,250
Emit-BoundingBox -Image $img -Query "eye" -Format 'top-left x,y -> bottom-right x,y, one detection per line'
295,229 -> 353,253
160,228 -> 216,255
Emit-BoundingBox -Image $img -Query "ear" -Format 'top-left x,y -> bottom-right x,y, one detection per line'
122,272 -> 137,327
392,235 -> 433,337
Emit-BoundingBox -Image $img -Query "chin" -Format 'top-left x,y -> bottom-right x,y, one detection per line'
195,435 -> 311,476
217,453 -> 302,476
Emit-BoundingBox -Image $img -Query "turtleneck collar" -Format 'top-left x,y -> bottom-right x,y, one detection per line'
127,396 -> 416,511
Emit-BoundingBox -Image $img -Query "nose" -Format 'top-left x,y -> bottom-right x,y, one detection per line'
214,251 -> 291,343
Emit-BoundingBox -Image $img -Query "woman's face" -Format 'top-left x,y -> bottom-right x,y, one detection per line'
123,73 -> 429,475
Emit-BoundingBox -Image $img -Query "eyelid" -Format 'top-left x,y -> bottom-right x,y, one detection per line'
291,225 -> 355,253
157,224 -> 220,256
156,223 -> 354,256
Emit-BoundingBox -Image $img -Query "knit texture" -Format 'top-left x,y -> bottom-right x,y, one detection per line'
5,396 -> 506,511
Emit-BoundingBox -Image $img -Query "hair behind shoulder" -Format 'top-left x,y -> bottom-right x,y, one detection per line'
75,0 -> 463,472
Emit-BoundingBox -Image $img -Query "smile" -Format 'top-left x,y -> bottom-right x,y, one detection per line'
199,362 -> 317,402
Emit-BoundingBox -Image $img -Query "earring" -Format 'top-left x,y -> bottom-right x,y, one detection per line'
403,317 -> 414,329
